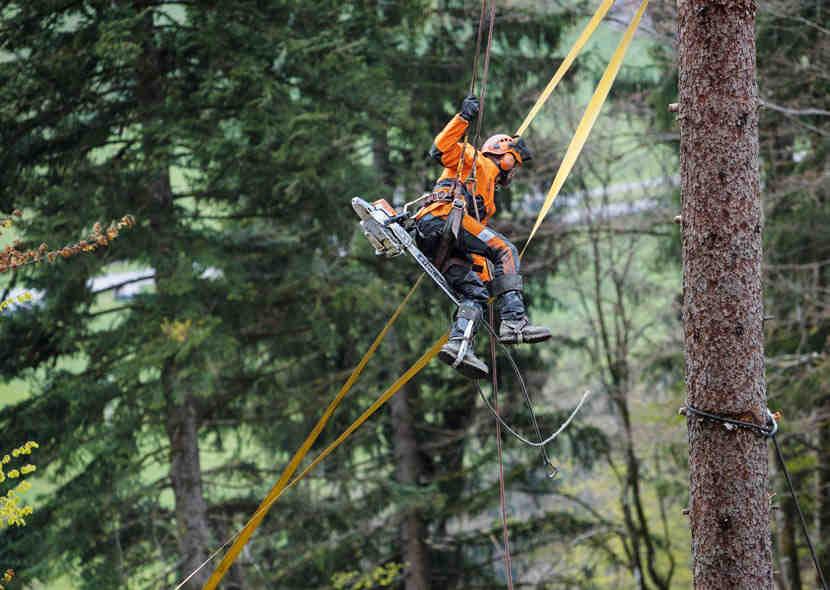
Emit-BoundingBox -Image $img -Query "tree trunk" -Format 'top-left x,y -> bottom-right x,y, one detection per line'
388,330 -> 431,590
389,383 -> 431,590
678,1 -> 773,588
134,4 -> 213,584
164,365 -> 214,589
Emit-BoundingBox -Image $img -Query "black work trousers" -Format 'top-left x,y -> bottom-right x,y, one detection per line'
415,213 -> 525,321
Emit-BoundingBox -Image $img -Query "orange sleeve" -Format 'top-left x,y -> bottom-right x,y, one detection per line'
428,114 -> 469,170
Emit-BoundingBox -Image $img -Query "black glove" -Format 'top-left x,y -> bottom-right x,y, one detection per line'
511,136 -> 533,162
459,95 -> 480,122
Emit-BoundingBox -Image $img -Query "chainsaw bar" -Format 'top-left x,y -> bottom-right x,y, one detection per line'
352,197 -> 459,306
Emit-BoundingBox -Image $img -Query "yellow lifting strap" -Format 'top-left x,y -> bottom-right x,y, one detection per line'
201,3 -> 649,586
244,335 -> 447,512
200,276 -> 424,590
514,0 -> 615,137
521,0 -> 649,257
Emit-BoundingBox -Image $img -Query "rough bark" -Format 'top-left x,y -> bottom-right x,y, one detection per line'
389,382 -> 431,590
678,1 -> 773,588
164,370 -> 214,589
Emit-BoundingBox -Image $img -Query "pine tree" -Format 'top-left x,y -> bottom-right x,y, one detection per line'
678,1 -> 773,587
0,2 -> 609,588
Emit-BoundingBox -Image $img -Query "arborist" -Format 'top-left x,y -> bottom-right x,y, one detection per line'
414,95 -> 552,379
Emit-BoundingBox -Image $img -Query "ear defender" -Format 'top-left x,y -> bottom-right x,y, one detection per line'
499,152 -> 516,171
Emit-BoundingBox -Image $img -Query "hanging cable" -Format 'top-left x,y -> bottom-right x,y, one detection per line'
772,436 -> 828,590
489,288 -> 515,590
479,317 -> 591,455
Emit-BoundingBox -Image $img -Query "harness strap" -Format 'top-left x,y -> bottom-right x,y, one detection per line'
434,198 -> 465,270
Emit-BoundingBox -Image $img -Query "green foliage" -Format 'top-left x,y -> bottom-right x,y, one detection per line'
331,562 -> 404,590
0,1 -> 588,588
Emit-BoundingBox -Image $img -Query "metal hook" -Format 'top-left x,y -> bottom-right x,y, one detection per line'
766,408 -> 779,438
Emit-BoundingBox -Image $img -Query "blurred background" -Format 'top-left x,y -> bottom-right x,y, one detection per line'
0,1 -> 826,588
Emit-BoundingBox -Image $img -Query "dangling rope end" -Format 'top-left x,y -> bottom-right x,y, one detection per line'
546,461 -> 560,480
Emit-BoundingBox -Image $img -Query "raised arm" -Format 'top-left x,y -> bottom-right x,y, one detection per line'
428,96 -> 479,169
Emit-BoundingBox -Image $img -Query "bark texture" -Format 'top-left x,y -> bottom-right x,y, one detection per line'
164,381 -> 214,589
678,1 -> 773,588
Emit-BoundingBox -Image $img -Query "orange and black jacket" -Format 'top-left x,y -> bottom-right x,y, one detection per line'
416,114 -> 501,224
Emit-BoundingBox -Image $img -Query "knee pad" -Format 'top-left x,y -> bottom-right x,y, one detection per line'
457,300 -> 482,322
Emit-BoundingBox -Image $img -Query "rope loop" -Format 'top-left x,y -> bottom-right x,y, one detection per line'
679,404 -> 778,438
681,402 -> 826,589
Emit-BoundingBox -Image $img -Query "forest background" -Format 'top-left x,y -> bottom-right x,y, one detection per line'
0,1 -> 827,589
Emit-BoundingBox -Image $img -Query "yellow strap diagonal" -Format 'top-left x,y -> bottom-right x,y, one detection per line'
250,334 -> 447,509
515,0 -> 616,137
521,0 -> 649,257
201,276 -> 424,590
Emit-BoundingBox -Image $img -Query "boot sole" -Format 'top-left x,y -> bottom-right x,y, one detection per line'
438,349 -> 489,380
499,332 -> 553,345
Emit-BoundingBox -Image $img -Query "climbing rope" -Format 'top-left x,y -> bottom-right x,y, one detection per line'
488,300 -> 515,590
681,404 -> 828,590
455,0 -> 495,220
472,7 -> 516,587
465,0 -> 497,204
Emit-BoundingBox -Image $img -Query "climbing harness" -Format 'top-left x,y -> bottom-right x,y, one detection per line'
354,194 -> 591,467
680,404 -> 828,590
189,1 -> 650,587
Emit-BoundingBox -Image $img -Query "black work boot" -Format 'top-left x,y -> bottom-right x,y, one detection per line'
438,301 -> 489,380
490,275 -> 552,345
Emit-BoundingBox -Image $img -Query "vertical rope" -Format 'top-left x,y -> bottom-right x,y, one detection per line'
466,0 -> 497,211
473,0 -> 497,147
490,295 -> 514,589
454,0 -> 489,189
773,436 -> 829,590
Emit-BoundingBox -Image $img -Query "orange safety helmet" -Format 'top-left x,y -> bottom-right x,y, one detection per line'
482,134 -> 532,172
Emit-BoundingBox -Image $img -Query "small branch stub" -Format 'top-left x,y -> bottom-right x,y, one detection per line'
668,102 -> 679,113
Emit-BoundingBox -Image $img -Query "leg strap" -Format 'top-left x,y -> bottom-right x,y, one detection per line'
434,199 -> 465,270
452,301 -> 480,368
489,273 -> 523,298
